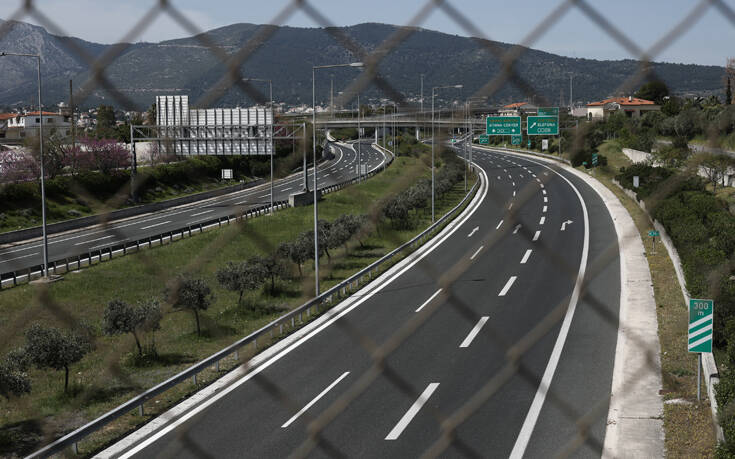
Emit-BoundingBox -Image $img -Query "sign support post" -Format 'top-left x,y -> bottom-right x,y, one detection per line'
688,298 -> 714,401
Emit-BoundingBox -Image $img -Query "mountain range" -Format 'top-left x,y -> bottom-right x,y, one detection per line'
0,19 -> 727,111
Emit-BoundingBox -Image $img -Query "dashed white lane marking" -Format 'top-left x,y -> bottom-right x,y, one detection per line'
139,221 -> 172,230
542,189 -> 547,195
533,231 -> 541,241
540,183 -> 545,188
544,196 -> 548,202
416,289 -> 443,312
281,372 -> 350,428
508,203 -> 513,210
74,235 -> 114,246
2,252 -> 39,262
520,249 -> 532,264
459,317 -> 490,348
470,246 -> 484,260
496,220 -> 503,229
189,209 -> 215,217
498,276 -> 517,296
543,206 -> 547,213
513,191 -> 516,197
539,216 -> 546,225
497,176 -> 501,180
385,383 -> 440,440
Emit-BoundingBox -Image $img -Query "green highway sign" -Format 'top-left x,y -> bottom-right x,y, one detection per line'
592,153 -> 599,166
538,107 -> 559,116
527,139 -> 531,148
688,299 -> 713,353
648,230 -> 660,237
486,116 -> 521,135
527,116 -> 559,136
478,134 -> 489,144
511,135 -> 522,145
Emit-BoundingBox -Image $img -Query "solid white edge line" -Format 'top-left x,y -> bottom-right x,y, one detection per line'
114,163 -> 490,458
281,371 -> 350,428
520,249 -> 532,264
416,288 -> 443,312
505,150 -> 590,459
385,383 -> 440,440
498,276 -> 517,296
73,235 -> 114,246
189,209 -> 214,217
470,246 -> 484,260
459,316 -> 490,348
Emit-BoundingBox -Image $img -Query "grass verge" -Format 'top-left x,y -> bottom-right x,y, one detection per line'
593,140 -> 716,457
0,149 -> 476,457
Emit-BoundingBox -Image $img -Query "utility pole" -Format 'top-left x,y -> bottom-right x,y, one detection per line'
69,79 -> 75,150
330,75 -> 334,119
569,74 -> 573,112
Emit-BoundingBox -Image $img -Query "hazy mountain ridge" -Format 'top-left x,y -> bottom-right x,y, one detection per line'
0,19 -> 725,110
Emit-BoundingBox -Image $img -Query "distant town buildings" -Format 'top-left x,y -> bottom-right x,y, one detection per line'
498,102 -> 538,116
0,110 -> 72,141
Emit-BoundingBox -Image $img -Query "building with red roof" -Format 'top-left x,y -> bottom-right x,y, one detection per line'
586,96 -> 660,120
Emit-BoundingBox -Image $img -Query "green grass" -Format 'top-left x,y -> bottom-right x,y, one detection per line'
586,140 -> 716,457
0,150 -> 477,457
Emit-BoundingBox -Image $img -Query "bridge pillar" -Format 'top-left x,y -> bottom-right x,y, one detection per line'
416,127 -> 420,141
375,129 -> 378,143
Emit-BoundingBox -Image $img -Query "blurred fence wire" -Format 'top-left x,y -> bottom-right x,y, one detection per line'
2,0 -> 735,457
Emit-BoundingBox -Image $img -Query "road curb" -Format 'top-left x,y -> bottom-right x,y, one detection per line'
477,145 -> 665,458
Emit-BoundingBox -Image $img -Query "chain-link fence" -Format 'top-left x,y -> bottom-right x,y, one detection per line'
2,0 -> 735,457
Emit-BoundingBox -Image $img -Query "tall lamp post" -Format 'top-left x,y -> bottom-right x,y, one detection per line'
243,78 -> 274,214
1,51 -> 49,278
312,62 -> 363,296
431,84 -> 462,222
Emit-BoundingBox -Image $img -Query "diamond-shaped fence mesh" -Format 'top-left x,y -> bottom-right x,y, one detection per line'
0,0 -> 733,457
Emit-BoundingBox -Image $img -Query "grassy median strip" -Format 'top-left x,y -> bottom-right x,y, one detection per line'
0,149 -> 477,456
589,140 -> 716,457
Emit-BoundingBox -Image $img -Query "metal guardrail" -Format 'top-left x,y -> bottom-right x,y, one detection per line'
0,149 -> 393,291
27,158 -> 478,459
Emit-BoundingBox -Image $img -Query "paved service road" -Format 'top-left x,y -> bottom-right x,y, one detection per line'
0,141 -> 387,278
113,145 -> 621,458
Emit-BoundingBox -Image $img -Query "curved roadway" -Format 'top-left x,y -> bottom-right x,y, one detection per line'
0,141 -> 387,279
112,144 -> 621,458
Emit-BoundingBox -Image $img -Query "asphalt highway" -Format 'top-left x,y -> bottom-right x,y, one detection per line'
0,141 -> 386,278
118,145 -> 621,458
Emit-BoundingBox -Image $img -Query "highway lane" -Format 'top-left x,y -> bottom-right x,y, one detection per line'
0,141 -> 387,277
114,145 -> 620,458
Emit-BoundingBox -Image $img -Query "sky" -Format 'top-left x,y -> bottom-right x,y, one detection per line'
2,0 -> 734,66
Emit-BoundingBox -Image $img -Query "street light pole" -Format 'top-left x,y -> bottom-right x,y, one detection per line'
243,78 -> 274,214
431,84 -> 462,222
1,51 -> 49,278
357,94 -> 361,182
312,62 -> 363,296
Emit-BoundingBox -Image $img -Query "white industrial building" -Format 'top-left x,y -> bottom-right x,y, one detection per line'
155,95 -> 273,156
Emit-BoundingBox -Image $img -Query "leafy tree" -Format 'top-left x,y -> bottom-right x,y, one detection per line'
696,153 -> 735,193
278,237 -> 311,277
634,80 -> 669,105
24,324 -> 90,392
216,261 -> 265,305
0,351 -> 30,399
165,276 -> 214,335
253,255 -> 288,294
96,105 -> 116,138
103,299 -> 162,356
382,195 -> 410,229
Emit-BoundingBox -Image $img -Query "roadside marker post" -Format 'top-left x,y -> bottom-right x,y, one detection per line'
688,298 -> 714,401
648,230 -> 660,254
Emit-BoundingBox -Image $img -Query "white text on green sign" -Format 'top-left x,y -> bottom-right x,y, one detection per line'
486,116 -> 521,135
527,115 -> 559,136
538,107 -> 559,116
688,298 -> 713,353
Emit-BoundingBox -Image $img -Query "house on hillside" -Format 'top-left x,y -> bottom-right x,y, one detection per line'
499,102 -> 538,116
6,111 -> 72,138
586,96 -> 660,120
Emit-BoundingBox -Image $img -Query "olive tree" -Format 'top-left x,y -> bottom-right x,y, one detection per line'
0,350 -> 31,399
24,324 -> 90,392
103,299 -> 162,356
217,261 -> 266,305
165,276 -> 214,336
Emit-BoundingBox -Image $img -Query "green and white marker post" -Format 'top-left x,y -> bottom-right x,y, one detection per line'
648,229 -> 660,254
688,298 -> 714,400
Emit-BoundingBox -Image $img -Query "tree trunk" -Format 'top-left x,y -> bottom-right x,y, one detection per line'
271,274 -> 275,293
297,263 -> 303,277
238,290 -> 244,305
193,309 -> 201,335
132,330 -> 143,356
64,366 -> 69,392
